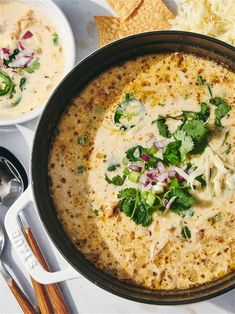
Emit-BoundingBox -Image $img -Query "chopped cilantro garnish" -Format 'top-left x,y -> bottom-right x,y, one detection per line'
107,163 -> 120,171
212,212 -> 222,224
181,226 -> 191,239
163,140 -> 181,165
117,188 -> 156,227
25,58 -> 40,73
145,155 -> 159,169
197,102 -> 210,122
174,130 -> 194,161
156,115 -> 171,138
105,174 -> 126,186
125,145 -> 147,162
170,178 -> 180,188
165,187 -> 196,216
195,175 -> 206,187
225,143 -> 232,155
93,209 -> 99,216
181,119 -> 211,153
125,92 -> 135,101
197,75 -> 206,85
77,165 -> 84,174
19,77 -> 27,91
52,33 -> 59,46
3,49 -> 20,67
209,97 -> 231,127
77,136 -> 87,145
9,84 -> 16,99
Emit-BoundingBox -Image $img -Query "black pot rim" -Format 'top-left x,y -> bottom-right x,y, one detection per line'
31,31 -> 235,305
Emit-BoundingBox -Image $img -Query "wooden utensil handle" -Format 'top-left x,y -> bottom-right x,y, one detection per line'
30,276 -> 52,314
7,277 -> 37,314
24,227 -> 69,314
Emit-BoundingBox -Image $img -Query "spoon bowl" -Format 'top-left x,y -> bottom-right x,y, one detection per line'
0,147 -> 28,207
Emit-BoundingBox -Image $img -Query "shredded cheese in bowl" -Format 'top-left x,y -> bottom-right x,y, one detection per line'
171,0 -> 235,47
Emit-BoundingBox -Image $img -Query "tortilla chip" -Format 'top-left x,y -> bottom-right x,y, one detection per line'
107,0 -> 143,20
121,0 -> 175,36
94,16 -> 121,47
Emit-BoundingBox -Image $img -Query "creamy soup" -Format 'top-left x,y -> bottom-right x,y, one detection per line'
0,1 -> 65,117
49,53 -> 235,290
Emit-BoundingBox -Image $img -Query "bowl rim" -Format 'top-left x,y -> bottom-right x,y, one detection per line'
32,30 -> 235,305
0,0 -> 76,126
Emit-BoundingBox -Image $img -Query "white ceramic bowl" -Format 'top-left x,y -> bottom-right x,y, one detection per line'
0,0 -> 76,126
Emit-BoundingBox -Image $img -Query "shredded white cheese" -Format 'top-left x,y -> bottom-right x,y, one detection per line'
171,0 -> 235,47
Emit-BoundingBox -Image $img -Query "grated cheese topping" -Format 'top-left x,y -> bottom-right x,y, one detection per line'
171,0 -> 235,47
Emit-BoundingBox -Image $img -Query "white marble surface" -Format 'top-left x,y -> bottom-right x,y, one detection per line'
0,0 -> 235,313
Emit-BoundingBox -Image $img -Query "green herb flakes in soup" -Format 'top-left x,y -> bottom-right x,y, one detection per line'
49,53 -> 235,290
0,1 -> 65,117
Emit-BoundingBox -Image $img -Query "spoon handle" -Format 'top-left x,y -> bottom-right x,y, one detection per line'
30,275 -> 53,314
0,262 -> 37,314
24,226 -> 69,314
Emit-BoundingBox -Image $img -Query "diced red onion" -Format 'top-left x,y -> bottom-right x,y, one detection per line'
168,170 -> 176,178
22,30 -> 33,39
8,55 -> 33,68
175,172 -> 185,182
156,172 -> 169,183
163,198 -> 169,206
2,48 -> 10,56
157,161 -> 165,173
129,162 -> 142,172
19,41 -> 26,51
153,141 -> 164,149
146,169 -> 159,181
140,154 -> 150,162
140,173 -> 150,187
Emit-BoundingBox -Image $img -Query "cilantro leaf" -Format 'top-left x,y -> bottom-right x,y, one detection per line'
3,49 -> 20,67
156,115 -> 171,138
209,97 -> 231,127
163,140 -> 181,165
107,163 -> 120,171
181,119 -> 211,153
25,58 -> 40,73
174,130 -> 194,161
197,102 -> 210,122
118,188 -> 156,227
181,226 -> 191,239
117,188 -> 137,199
19,77 -> 27,91
52,33 -> 59,46
125,145 -> 148,162
145,155 -> 159,169
165,187 -> 195,216
125,92 -> 135,101
170,178 -> 180,188
77,136 -> 87,145
105,174 -> 126,186
197,75 -> 206,85
195,175 -> 206,187
135,201 -> 155,226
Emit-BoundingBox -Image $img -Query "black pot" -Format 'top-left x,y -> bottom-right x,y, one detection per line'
32,31 -> 235,305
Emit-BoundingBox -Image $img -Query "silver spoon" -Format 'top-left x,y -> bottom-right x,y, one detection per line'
0,147 -> 37,313
0,147 -> 68,313
0,147 -> 27,207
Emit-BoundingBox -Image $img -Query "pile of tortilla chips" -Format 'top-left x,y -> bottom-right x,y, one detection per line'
95,0 -> 175,47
